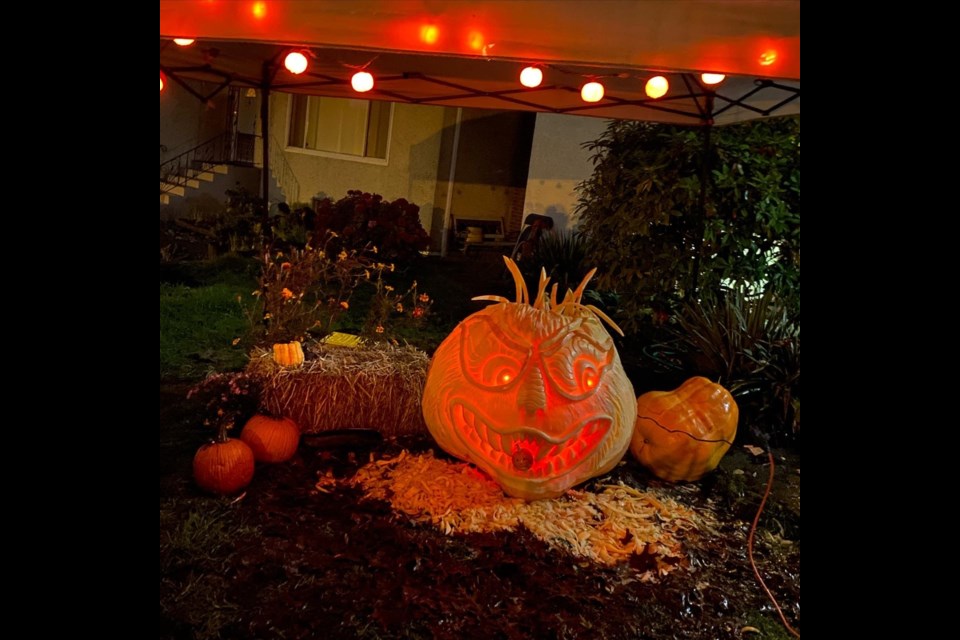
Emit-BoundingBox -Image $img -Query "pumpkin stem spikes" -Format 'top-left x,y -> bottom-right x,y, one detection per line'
470,257 -> 624,336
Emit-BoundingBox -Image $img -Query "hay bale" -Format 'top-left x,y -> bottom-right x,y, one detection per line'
247,343 -> 430,437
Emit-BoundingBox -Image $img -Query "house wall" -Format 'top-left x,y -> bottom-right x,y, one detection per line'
269,93 -> 445,234
443,109 -> 536,236
159,80 -> 228,164
522,113 -> 609,231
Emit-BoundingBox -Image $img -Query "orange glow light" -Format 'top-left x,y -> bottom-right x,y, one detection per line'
160,74 -> 165,92
645,76 -> 669,99
251,1 -> 267,20
173,38 -> 195,47
759,49 -> 777,66
284,52 -> 308,75
581,81 -> 604,103
468,30 -> 485,51
520,66 -> 543,88
351,71 -> 374,93
700,73 -> 725,85
420,24 -> 439,45
500,373 -> 512,383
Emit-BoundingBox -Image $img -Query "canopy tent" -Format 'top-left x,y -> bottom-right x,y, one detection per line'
160,0 -> 800,126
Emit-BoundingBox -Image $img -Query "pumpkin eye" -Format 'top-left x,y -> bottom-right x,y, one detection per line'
480,356 -> 522,388
460,318 -> 529,389
542,335 -> 613,399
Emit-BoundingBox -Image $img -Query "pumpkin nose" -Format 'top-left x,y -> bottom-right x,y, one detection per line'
517,366 -> 547,413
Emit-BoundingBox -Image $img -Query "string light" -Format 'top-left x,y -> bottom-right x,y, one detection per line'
520,66 -> 543,88
700,73 -> 725,85
160,73 -> 165,92
645,75 -> 668,99
173,38 -> 195,46
351,71 -> 374,92
420,24 -> 439,45
759,50 -> 777,66
581,81 -> 604,103
284,51 -> 308,74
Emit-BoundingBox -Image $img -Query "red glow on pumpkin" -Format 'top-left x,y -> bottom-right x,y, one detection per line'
759,49 -> 778,66
251,1 -> 267,20
420,24 -> 439,44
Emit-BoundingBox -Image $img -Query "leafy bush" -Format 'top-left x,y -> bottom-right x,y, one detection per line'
313,190 -> 431,263
663,288 -> 800,443
576,117 -> 800,333
529,229 -> 590,297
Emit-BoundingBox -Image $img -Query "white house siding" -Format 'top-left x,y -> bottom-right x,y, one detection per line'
522,113 -> 609,231
160,80 -> 229,164
269,93 -> 445,235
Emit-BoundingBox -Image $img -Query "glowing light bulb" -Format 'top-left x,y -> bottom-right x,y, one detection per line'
420,24 -> 439,45
645,75 -> 668,99
468,30 -> 485,51
173,38 -> 195,46
501,372 -> 512,383
759,49 -> 777,66
251,1 -> 267,20
160,74 -> 165,92
351,71 -> 374,93
284,52 -> 308,75
700,73 -> 725,85
581,81 -> 604,103
520,66 -> 543,88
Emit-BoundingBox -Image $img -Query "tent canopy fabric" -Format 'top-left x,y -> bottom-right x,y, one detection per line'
160,0 -> 800,125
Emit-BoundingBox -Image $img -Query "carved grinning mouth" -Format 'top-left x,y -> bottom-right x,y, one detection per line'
450,402 -> 611,479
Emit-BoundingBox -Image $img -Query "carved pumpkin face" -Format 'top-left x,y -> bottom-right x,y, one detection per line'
422,260 -> 636,500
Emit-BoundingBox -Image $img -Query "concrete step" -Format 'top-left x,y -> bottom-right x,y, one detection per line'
186,168 -> 216,182
160,182 -> 185,197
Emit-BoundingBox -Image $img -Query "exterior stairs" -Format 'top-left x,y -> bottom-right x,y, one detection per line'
160,164 -> 229,205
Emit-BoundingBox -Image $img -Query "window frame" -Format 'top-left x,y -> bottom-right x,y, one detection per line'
283,94 -> 393,166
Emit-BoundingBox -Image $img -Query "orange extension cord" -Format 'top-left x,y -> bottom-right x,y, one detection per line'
748,451 -> 800,638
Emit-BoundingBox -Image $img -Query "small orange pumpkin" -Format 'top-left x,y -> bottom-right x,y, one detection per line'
630,376 -> 738,482
193,438 -> 255,494
240,415 -> 300,463
272,341 -> 304,367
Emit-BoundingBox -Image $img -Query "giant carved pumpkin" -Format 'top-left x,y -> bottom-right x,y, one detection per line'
422,259 -> 636,500
630,376 -> 738,482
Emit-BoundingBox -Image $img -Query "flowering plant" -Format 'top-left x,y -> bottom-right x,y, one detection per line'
363,270 -> 434,342
187,372 -> 262,439
313,191 -> 430,263
248,232 -> 369,345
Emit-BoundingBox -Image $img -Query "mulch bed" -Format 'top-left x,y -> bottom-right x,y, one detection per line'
161,383 -> 800,640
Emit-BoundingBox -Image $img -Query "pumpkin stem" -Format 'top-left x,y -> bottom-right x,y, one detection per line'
216,421 -> 233,444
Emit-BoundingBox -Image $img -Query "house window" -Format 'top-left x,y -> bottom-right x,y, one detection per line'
286,95 -> 391,160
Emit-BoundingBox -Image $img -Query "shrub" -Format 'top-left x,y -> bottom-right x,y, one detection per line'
664,288 -> 800,443
576,118 -> 800,333
313,191 -> 431,263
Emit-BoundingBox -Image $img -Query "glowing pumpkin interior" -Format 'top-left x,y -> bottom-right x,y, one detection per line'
422,258 -> 636,500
